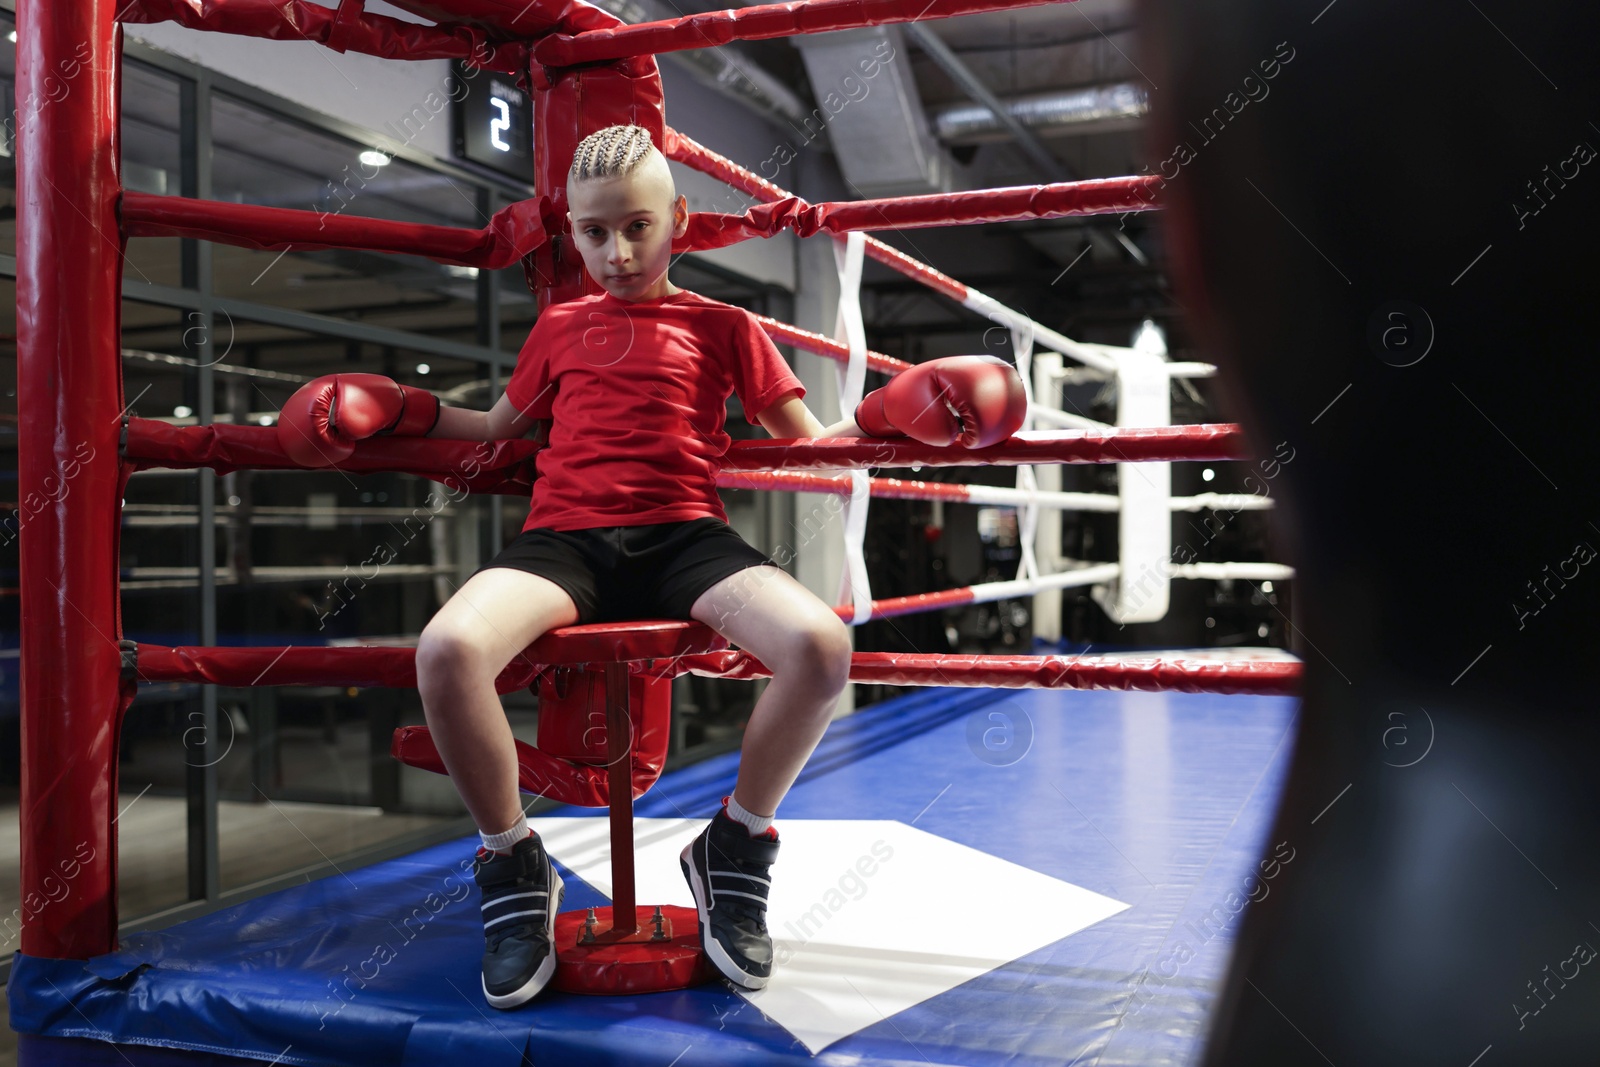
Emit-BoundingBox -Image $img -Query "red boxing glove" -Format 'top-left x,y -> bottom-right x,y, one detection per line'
854,355 -> 1027,448
277,373 -> 441,468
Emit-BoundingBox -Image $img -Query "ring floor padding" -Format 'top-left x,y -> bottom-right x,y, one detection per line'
9,682 -> 1297,1066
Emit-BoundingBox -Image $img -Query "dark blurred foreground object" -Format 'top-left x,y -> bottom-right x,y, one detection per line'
1142,1 -> 1600,1063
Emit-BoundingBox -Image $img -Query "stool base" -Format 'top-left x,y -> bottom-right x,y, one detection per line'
552,905 -> 717,994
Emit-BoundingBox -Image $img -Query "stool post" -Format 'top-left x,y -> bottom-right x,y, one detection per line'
604,662 -> 638,933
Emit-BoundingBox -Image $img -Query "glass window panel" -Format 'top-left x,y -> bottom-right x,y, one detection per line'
210,93 -> 480,228
209,91 -> 490,347
122,61 -> 186,288
206,328 -> 492,890
116,324 -> 492,896
118,295 -> 207,920
0,14 -> 16,259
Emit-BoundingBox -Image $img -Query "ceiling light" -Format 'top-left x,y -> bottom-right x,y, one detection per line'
415,363 -> 431,375
1201,468 -> 1215,482
173,405 -> 192,418
258,414 -> 274,426
359,149 -> 391,168
1261,581 -> 1273,594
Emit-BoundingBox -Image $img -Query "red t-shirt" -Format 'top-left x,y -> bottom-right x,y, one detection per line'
504,290 -> 806,532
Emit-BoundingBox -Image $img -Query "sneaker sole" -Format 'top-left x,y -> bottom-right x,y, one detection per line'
483,869 -> 565,1010
679,843 -> 770,990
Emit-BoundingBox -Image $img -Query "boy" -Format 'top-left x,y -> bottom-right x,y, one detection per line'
277,125 -> 1024,1009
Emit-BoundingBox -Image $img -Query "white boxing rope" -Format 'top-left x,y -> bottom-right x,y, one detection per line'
964,563 -> 1124,607
964,289 -> 1117,375
857,560 -> 1294,628
1046,359 -> 1217,383
1163,362 -> 1217,379
1169,562 -> 1296,581
1172,493 -> 1276,512
1028,404 -> 1114,431
960,290 -> 1219,382
956,485 -> 1272,513
730,473 -> 1275,515
962,561 -> 1295,613
831,232 -> 875,625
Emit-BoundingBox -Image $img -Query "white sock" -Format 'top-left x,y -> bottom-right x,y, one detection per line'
725,795 -> 774,836
479,820 -> 533,854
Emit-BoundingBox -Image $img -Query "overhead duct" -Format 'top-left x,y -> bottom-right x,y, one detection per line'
933,83 -> 1149,144
792,26 -> 959,197
558,0 -> 814,128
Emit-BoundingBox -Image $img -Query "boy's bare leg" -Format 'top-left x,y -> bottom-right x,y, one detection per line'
690,565 -> 853,816
416,568 -> 580,834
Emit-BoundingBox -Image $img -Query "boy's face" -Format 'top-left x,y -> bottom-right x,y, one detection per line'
567,153 -> 689,303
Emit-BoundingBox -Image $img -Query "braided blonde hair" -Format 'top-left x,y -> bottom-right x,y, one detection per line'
569,125 -> 656,182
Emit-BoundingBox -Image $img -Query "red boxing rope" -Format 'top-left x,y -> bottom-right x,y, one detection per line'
664,128 -> 973,302
122,193 -> 552,271
722,425 -> 1250,471
719,469 -> 975,500
135,643 -> 428,689
384,0 -> 653,51
534,0 -> 1063,66
123,420 -> 1248,480
680,179 -> 1162,250
755,315 -> 911,375
132,643 -> 1302,697
662,129 -> 789,206
849,588 -> 979,620
652,650 -> 1303,697
122,418 -> 541,496
121,178 -> 1157,272
118,0 -> 530,75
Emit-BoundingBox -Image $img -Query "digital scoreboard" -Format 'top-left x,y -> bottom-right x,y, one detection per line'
451,61 -> 532,181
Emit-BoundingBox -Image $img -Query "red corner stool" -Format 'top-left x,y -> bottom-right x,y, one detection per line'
391,620 -> 731,994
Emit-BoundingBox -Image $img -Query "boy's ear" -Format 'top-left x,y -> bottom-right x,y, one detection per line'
672,194 -> 689,237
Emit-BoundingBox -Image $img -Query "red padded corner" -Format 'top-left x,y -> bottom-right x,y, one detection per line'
390,714 -> 668,806
535,667 -> 670,766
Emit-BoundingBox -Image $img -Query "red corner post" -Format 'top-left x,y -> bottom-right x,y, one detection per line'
16,0 -> 127,958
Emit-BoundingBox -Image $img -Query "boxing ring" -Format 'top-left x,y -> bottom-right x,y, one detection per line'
11,0 -> 1301,1063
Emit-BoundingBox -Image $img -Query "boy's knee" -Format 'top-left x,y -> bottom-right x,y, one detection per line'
788,619 -> 852,693
415,625 -> 482,686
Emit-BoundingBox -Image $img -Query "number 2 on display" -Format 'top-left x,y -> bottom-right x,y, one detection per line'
490,99 -> 511,152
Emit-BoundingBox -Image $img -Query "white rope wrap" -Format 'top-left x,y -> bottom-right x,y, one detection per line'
832,232 -> 874,625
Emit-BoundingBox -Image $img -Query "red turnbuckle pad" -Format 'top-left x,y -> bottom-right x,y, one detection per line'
551,905 -> 716,995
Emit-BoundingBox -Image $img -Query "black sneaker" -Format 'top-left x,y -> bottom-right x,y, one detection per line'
680,808 -> 780,989
473,833 -> 564,1009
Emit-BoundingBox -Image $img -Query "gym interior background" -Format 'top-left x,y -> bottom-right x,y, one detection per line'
0,0 -> 1288,1032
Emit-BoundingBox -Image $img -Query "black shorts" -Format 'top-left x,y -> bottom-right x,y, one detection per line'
475,517 -> 780,624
